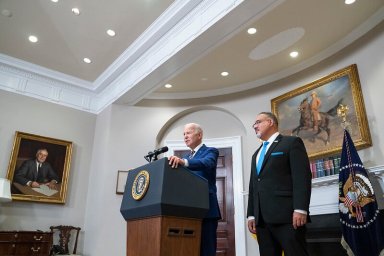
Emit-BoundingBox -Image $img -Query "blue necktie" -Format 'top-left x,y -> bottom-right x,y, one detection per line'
257,141 -> 269,174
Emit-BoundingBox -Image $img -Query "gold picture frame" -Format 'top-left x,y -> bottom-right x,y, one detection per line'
6,131 -> 73,204
116,170 -> 129,195
271,64 -> 372,160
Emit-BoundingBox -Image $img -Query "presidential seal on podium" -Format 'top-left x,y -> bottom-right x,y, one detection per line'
132,170 -> 150,200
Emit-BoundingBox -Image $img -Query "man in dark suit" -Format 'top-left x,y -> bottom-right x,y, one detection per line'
14,148 -> 60,190
169,123 -> 221,256
247,112 -> 312,256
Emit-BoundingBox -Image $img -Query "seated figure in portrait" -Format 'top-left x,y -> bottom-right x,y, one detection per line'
14,148 -> 60,190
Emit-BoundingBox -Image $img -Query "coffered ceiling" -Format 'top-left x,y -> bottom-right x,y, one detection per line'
0,0 -> 383,113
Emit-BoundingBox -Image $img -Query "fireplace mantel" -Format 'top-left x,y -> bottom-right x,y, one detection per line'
312,165 -> 384,187
310,165 -> 384,215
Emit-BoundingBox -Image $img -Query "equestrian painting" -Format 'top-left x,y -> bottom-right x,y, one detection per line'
291,97 -> 342,145
271,64 -> 371,159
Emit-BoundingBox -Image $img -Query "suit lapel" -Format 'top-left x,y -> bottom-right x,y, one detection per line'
193,144 -> 206,159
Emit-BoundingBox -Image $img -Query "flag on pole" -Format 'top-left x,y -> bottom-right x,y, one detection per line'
339,129 -> 384,256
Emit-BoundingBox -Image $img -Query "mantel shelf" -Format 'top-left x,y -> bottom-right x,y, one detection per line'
312,165 -> 384,187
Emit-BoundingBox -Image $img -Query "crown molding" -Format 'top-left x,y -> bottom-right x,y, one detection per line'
0,0 -> 247,114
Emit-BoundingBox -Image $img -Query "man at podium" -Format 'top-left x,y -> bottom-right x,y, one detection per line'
169,123 -> 221,256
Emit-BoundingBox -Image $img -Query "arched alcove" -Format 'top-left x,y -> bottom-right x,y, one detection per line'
156,106 -> 248,256
156,106 -> 247,146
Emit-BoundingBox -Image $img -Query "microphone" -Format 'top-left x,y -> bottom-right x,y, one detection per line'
144,146 -> 169,162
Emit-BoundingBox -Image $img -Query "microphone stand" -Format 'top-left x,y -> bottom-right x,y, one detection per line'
144,146 -> 168,162
153,153 -> 160,162
144,154 -> 153,163
144,152 -> 160,162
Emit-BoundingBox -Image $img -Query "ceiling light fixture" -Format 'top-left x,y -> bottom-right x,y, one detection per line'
1,9 -> 12,17
221,71 -> 229,77
51,0 -> 59,3
71,8 -> 80,15
28,35 -> 38,43
164,84 -> 172,88
345,0 -> 356,4
290,51 -> 299,58
83,58 -> 92,64
247,28 -> 257,35
106,29 -> 116,37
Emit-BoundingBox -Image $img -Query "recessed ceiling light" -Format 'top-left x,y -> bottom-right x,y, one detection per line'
83,58 -> 92,64
345,0 -> 355,4
28,35 -> 38,43
72,8 -> 80,15
1,9 -> 13,17
51,0 -> 59,3
290,51 -> 299,58
247,28 -> 257,35
164,84 -> 172,88
106,29 -> 116,37
221,71 -> 229,77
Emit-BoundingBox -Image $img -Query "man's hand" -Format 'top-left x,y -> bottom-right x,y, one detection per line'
168,156 -> 185,168
292,211 -> 307,229
30,181 -> 40,188
46,181 -> 57,190
247,219 -> 257,234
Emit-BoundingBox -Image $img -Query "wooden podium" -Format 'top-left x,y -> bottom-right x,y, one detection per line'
120,158 -> 209,256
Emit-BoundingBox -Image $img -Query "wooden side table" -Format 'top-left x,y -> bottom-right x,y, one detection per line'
0,231 -> 53,256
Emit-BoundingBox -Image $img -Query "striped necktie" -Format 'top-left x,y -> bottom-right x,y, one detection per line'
189,150 -> 195,159
257,141 -> 269,174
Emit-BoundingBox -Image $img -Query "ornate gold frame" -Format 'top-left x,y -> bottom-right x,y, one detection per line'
271,64 -> 371,159
6,131 -> 73,204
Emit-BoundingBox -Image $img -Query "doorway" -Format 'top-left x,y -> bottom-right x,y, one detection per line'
216,147 -> 235,255
166,136 -> 246,256
174,147 -> 236,256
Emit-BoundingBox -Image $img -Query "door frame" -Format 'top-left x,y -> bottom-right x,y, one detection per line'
165,136 -> 246,256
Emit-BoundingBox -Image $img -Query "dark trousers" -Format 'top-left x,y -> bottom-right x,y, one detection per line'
200,218 -> 218,256
256,222 -> 309,256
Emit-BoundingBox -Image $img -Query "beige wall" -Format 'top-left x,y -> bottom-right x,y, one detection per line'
0,90 -> 96,253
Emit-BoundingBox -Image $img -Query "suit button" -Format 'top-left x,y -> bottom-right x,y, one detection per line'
257,178 -> 261,181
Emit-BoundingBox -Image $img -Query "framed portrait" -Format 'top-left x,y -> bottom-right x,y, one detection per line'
6,131 -> 73,204
116,170 -> 129,195
271,64 -> 372,160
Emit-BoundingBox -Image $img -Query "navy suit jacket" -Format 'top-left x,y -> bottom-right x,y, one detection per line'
187,144 -> 221,219
14,159 -> 60,186
247,135 -> 312,224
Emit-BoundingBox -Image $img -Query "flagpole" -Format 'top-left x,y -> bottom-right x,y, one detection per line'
337,104 -> 384,256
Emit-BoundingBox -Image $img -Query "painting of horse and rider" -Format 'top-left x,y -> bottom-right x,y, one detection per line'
271,64 -> 372,159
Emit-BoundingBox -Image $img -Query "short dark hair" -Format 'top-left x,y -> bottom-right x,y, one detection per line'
259,112 -> 278,126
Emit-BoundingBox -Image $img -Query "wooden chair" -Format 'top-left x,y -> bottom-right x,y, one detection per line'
50,225 -> 81,255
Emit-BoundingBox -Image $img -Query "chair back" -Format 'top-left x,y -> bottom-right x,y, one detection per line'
50,225 -> 81,254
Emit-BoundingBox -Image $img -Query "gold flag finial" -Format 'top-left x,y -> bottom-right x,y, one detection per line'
337,104 -> 351,132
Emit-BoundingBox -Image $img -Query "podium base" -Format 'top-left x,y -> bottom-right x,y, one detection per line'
127,216 -> 202,256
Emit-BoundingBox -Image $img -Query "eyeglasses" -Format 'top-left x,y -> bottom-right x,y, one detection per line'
252,119 -> 269,127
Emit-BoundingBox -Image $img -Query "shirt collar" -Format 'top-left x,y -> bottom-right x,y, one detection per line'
264,132 -> 279,144
192,143 -> 203,153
